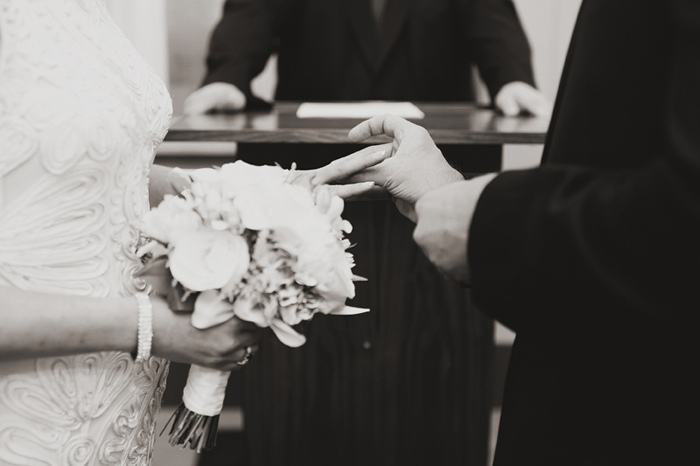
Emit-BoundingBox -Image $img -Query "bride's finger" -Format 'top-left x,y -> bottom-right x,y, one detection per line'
331,184 -> 389,201
312,143 -> 393,185
328,182 -> 380,199
229,343 -> 260,371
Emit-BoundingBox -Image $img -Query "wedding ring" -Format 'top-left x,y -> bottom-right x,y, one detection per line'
236,346 -> 254,366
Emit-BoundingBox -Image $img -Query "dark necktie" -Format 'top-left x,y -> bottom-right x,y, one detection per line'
371,0 -> 388,25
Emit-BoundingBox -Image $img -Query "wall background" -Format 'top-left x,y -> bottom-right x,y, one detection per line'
501,0 -> 582,173
105,0 -> 170,82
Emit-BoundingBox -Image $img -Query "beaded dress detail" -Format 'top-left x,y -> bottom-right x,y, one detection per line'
0,0 -> 172,464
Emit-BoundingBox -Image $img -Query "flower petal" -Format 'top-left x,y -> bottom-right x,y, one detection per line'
329,305 -> 370,315
169,231 -> 248,292
232,297 -> 270,327
269,319 -> 306,347
192,290 -> 235,329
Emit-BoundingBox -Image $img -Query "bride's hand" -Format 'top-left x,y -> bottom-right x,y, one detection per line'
150,295 -> 261,371
286,144 -> 392,199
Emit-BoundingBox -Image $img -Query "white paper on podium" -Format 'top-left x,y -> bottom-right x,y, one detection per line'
296,101 -> 425,119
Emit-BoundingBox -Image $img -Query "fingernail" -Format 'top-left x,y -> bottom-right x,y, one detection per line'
372,150 -> 386,159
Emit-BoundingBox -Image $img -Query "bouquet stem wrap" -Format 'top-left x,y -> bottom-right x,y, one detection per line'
163,365 -> 230,452
183,365 -> 230,416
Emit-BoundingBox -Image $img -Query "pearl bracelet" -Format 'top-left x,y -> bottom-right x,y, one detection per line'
134,292 -> 153,362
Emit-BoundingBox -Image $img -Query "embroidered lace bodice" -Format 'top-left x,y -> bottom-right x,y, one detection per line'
0,1 -> 172,464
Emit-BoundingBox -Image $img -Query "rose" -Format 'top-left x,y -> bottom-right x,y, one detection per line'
169,230 -> 250,292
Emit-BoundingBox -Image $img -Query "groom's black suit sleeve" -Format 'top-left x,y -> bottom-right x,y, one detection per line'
202,0 -> 535,103
468,3 -> 698,463
470,0 -> 700,333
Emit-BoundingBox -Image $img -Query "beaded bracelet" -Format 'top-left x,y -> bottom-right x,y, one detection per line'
134,292 -> 153,362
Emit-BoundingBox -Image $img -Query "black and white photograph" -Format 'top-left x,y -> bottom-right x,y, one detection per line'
0,1 -> 696,465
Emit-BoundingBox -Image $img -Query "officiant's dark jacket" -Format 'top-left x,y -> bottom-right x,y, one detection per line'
470,0 -> 698,464
203,0 -> 535,103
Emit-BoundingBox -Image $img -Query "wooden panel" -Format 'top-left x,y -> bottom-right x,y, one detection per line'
166,102 -> 548,145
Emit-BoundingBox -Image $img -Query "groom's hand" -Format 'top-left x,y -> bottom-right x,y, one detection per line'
347,115 -> 464,220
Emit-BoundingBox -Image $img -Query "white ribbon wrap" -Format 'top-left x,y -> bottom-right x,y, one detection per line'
182,365 -> 231,417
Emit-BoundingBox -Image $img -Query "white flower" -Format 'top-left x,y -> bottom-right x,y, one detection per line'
232,297 -> 270,327
269,318 -> 306,347
191,290 -> 235,329
219,161 -> 288,192
141,195 -> 202,246
234,182 -> 310,231
190,167 -> 227,197
316,264 -> 356,304
315,186 -> 351,234
169,230 -> 250,291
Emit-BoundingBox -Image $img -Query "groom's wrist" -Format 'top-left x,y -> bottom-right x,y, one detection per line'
422,167 -> 465,200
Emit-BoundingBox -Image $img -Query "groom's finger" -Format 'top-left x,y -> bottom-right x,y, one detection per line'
348,114 -> 414,143
312,143 -> 392,185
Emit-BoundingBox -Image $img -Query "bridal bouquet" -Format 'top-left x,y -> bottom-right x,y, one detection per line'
137,161 -> 367,452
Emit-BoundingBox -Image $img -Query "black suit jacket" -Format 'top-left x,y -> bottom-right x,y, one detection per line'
470,1 -> 698,464
203,0 -> 535,104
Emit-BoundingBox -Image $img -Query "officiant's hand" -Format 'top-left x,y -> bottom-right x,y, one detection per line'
346,115 -> 464,220
494,81 -> 552,118
150,295 -> 261,371
183,82 -> 247,115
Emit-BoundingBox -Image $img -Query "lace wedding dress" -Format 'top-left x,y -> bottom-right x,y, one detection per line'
0,0 -> 172,464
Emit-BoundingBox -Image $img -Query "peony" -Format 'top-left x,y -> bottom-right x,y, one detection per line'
169,230 -> 250,291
